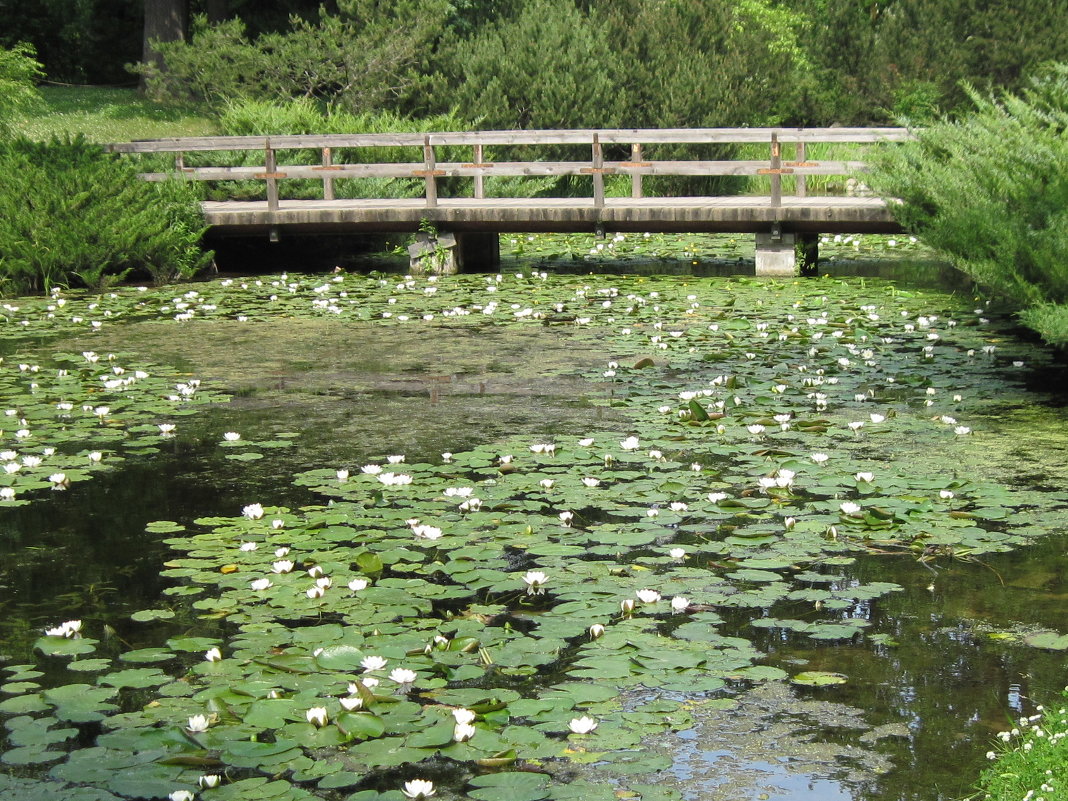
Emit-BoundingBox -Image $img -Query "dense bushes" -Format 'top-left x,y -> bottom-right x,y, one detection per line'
868,64 -> 1068,345
0,137 -> 212,293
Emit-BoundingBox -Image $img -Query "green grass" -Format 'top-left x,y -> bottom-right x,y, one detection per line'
11,86 -> 217,143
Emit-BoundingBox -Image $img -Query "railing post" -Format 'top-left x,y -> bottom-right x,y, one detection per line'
631,143 -> 643,199
322,147 -> 334,201
265,138 -> 279,212
769,133 -> 781,207
795,140 -> 806,198
175,152 -> 185,173
423,135 -> 438,208
592,133 -> 604,209
473,143 -> 485,199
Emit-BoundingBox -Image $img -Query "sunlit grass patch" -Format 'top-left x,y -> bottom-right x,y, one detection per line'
12,87 -> 216,142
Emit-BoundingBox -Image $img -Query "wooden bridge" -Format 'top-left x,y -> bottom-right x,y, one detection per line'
106,127 -> 911,274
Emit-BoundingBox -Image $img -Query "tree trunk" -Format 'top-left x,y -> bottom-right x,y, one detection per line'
141,0 -> 188,87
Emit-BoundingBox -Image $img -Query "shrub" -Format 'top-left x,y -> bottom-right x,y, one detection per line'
868,64 -> 1068,345
0,136 -> 212,293
0,43 -> 43,138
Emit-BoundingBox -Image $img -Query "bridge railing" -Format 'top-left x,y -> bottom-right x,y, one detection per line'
105,128 -> 911,212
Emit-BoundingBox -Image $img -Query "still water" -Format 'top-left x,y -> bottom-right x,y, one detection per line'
0,255 -> 1065,801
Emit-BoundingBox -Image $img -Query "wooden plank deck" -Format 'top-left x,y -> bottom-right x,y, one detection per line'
203,195 -> 899,236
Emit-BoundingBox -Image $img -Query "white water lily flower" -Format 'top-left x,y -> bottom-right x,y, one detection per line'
669,502 -> 688,512
198,775 -> 221,789
869,413 -> 886,424
336,469 -> 349,482
636,589 -> 661,604
308,565 -> 324,578
669,547 -> 686,560
223,432 -> 241,441
274,547 -> 290,557
378,472 -> 413,486
361,464 -> 382,475
158,423 -> 176,435
204,647 -> 222,662
0,488 -> 16,501
453,721 -> 477,742
582,477 -> 601,488
306,707 -> 328,727
412,524 -> 443,540
558,511 -> 573,526
940,490 -> 955,499
348,578 -> 369,592
620,436 -> 640,451
848,421 -> 865,432
242,503 -> 264,520
402,779 -> 436,799
452,707 -> 477,724
441,452 -> 453,462
707,492 -> 728,503
523,571 -> 548,594
386,454 -> 406,464
954,426 -> 971,435
784,517 -> 797,530
811,453 -> 829,464
578,438 -> 595,447
87,451 -> 102,463
589,623 -> 606,639
271,519 -> 285,529
306,586 -> 325,599
390,668 -> 418,684
671,596 -> 690,613
187,714 -> 210,733
648,449 -> 664,460
361,655 -> 388,671
340,696 -> 364,711
855,472 -> 875,483
48,473 -> 67,487
272,560 -> 294,574
169,791 -> 195,801
746,424 -> 766,436
646,507 -> 660,517
44,619 -> 82,638
250,578 -> 272,591
840,501 -> 862,515
569,716 -> 598,734
620,598 -> 635,615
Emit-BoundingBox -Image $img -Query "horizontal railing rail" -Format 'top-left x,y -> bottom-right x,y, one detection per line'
105,127 -> 911,212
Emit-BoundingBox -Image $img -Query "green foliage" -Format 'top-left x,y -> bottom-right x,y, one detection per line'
448,0 -> 623,130
139,1 -> 453,116
0,43 -> 43,138
979,690 -> 1068,800
0,136 -> 212,293
868,64 -> 1068,343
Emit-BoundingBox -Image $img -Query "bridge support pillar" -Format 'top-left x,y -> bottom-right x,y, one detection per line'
408,232 -> 458,275
455,233 -> 500,272
754,232 -> 796,277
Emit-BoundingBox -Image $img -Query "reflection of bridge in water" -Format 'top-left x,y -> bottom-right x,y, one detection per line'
106,127 -> 910,275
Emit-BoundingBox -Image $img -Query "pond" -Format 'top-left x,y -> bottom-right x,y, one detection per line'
1,242 -> 1066,801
